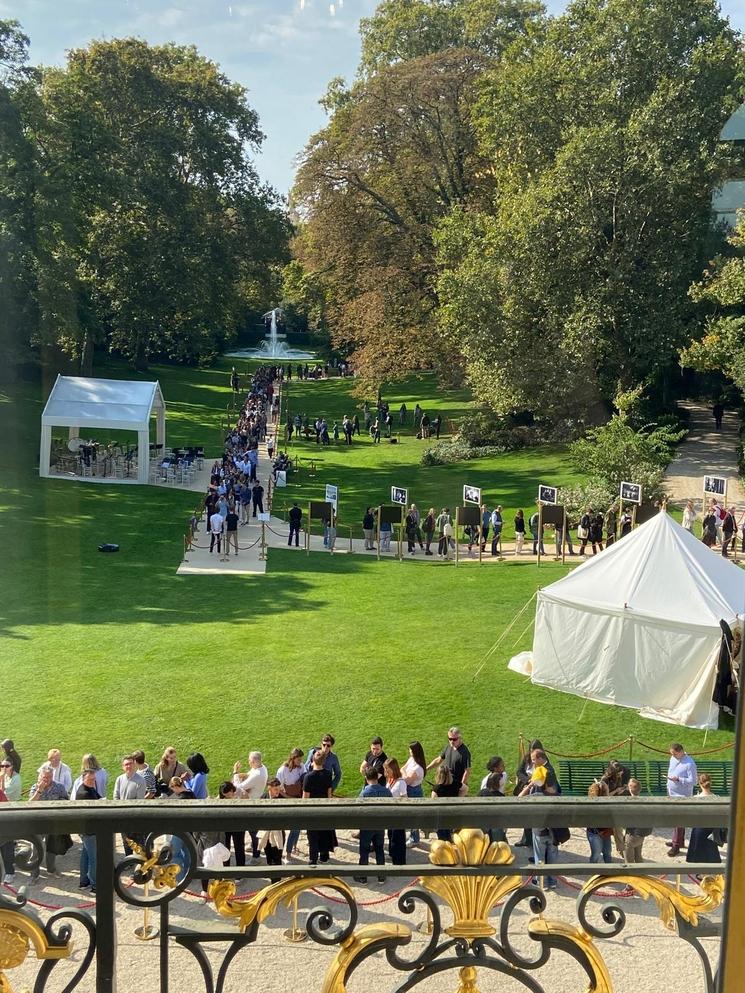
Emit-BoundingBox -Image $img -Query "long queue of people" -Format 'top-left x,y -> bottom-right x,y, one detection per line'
0,732 -> 724,896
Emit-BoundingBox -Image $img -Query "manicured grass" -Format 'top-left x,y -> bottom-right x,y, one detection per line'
0,358 -> 733,799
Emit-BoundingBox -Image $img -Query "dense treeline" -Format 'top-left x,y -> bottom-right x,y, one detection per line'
0,21 -> 290,374
291,0 -> 745,426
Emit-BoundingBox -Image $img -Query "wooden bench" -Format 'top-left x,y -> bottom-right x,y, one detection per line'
556,759 -> 650,796
647,759 -> 733,797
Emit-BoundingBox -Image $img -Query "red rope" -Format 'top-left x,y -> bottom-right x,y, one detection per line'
310,878 -> 420,906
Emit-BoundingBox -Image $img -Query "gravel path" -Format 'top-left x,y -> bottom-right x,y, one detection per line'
664,401 -> 744,509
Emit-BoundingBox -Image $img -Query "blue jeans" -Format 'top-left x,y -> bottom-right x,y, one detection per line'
407,783 -> 423,842
80,835 -> 97,887
359,830 -> 385,866
587,830 -> 612,863
286,828 -> 301,855
170,836 -> 190,883
532,830 -> 557,887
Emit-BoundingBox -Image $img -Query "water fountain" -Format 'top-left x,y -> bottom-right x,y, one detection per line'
226,307 -> 315,360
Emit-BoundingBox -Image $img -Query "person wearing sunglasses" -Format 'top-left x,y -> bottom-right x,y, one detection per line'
426,727 -> 472,796
0,758 -> 21,883
303,735 -> 342,794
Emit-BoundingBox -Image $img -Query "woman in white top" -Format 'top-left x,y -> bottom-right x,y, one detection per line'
233,750 -> 269,862
401,741 -> 426,847
384,758 -> 407,865
277,748 -> 305,862
682,500 -> 697,533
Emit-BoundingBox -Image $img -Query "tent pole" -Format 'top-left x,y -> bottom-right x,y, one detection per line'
577,696 -> 591,722
471,588 -> 538,681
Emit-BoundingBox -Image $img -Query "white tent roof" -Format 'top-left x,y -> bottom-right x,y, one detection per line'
541,511 -> 745,628
41,376 -> 165,431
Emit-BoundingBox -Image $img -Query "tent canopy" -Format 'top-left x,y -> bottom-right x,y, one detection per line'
39,376 -> 166,484
41,376 -> 165,431
510,513 -> 745,729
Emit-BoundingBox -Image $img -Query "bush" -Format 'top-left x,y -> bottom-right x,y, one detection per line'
420,439 -> 507,466
558,482 -> 617,520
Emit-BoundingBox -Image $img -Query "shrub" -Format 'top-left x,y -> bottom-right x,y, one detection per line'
420,439 -> 507,466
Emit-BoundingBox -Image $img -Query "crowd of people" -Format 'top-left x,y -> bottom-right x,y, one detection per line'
692,497 -> 745,557
283,396 -> 443,448
0,731 -> 724,895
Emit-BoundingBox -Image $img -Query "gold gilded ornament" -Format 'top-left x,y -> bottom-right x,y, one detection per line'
210,876 -> 354,933
528,918 -> 613,993
421,828 -> 521,938
455,965 -> 482,993
0,910 -> 70,993
581,873 -> 725,931
321,924 -> 411,993
127,839 -> 179,890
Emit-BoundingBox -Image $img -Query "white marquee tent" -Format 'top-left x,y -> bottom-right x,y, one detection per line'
40,376 -> 166,485
509,511 -> 745,729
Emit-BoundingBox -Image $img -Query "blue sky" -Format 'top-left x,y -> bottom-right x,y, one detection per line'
4,0 -> 744,196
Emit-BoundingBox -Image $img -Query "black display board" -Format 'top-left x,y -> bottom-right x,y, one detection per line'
456,506 -> 480,527
634,501 -> 658,525
310,500 -> 333,521
540,504 -> 565,526
379,505 -> 403,525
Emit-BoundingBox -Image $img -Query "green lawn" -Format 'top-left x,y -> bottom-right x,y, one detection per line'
0,357 -> 733,797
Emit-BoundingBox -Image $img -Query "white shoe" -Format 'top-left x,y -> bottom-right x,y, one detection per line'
281,857 -> 290,865
3,874 -> 15,884
406,838 -> 417,848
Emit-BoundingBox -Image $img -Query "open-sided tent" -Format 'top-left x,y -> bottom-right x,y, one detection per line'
509,512 -> 745,729
40,376 -> 166,484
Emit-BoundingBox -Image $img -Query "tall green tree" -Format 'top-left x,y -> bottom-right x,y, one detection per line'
437,0 -> 743,422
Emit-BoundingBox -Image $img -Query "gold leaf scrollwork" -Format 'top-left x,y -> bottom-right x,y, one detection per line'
528,918 -> 613,993
127,839 -> 179,891
209,876 -> 355,933
320,924 -> 412,993
581,873 -> 725,931
455,965 -> 482,993
0,911 -> 71,993
421,828 -> 521,938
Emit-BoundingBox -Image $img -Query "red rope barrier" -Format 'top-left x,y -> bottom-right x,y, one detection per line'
310,878 -> 420,906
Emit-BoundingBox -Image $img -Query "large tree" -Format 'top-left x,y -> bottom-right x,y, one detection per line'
294,48 -> 490,385
437,0 -> 743,422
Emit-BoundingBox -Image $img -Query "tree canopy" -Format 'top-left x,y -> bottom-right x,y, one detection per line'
0,27 -> 290,373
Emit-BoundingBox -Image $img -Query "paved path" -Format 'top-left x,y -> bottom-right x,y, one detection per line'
664,401 -> 744,509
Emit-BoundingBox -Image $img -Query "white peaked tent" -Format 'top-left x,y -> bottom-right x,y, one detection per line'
40,376 -> 166,485
509,512 -> 745,729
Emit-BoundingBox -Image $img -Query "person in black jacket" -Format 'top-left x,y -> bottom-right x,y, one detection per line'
288,503 -> 302,547
76,769 -> 102,891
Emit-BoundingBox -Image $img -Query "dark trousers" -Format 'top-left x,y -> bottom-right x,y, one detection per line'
265,844 -> 283,866
252,498 -> 263,517
224,832 -> 246,866
387,829 -> 406,865
438,536 -> 448,555
288,523 -> 300,546
210,532 -> 222,552
1,840 -> 15,875
307,830 -> 330,865
424,532 -> 433,552
491,531 -> 502,555
359,830 -> 385,866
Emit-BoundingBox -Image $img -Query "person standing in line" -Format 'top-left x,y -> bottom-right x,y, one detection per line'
76,769 -> 102,891
722,506 -> 737,557
42,749 -> 72,795
432,414 -> 442,439
186,753 -> 209,799
586,782 -> 613,863
436,508 -> 451,559
232,751 -> 268,862
131,751 -> 155,798
302,750 -> 334,867
430,766 -> 460,841
426,727 -> 471,796
1,740 -> 21,773
479,504 -> 490,552
155,747 -> 187,786
304,735 -> 342,794
352,413 -> 360,436
251,479 -> 264,518
405,507 -> 419,554
209,509 -> 224,554
490,506 -> 503,557
288,503 -> 302,547
682,500 -> 697,533
0,757 -> 22,884
402,741 -> 426,847
686,774 -> 724,865
529,509 -> 545,556
666,742 -> 697,856
225,506 -> 240,556
371,419 -> 381,444
384,411 -> 393,438
384,758 -> 408,865
409,504 -> 424,551
342,415 -> 353,445
399,403 -> 407,425
577,507 -> 593,555
513,510 -> 525,555
29,765 -> 69,878
354,765 -> 392,882
217,781 -> 245,868
362,507 -> 376,550
422,507 -> 436,555
277,748 -> 305,863
71,754 -> 108,799
517,751 -> 559,889
713,402 -> 724,430
359,737 -> 388,786
621,778 -> 652,866
113,755 -> 146,856
604,502 -> 618,546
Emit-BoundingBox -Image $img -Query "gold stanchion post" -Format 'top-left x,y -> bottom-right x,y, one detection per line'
134,882 -> 159,940
417,901 -> 434,935
283,893 -> 307,943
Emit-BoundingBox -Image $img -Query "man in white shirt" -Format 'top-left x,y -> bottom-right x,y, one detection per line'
40,749 -> 72,794
209,510 -> 224,554
666,742 -> 697,856
233,751 -> 268,863
113,755 -> 147,856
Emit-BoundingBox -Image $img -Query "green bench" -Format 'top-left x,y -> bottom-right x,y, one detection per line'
556,759 -> 649,796
647,759 -> 733,797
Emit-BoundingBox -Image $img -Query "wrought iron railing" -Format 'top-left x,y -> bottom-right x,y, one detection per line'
0,797 -> 730,993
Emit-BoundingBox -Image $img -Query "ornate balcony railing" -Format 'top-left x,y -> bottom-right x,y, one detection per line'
0,797 -> 730,993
